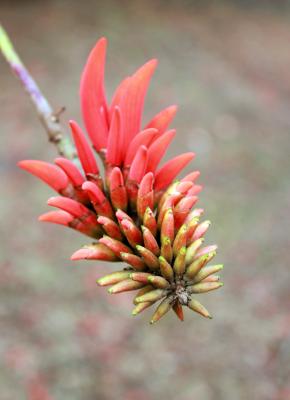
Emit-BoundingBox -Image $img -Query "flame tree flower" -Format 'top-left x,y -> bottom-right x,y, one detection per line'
18,38 -> 223,324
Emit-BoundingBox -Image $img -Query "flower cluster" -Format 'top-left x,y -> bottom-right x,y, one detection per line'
18,38 -> 223,324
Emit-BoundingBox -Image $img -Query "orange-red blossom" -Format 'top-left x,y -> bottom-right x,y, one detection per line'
18,38 -> 223,323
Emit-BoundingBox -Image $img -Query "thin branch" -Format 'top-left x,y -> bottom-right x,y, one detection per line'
0,24 -> 75,159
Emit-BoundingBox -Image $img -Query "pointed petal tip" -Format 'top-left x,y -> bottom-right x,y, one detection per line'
154,152 -> 196,191
38,210 -> 72,225
146,129 -> 176,172
17,160 -> 25,169
81,181 -> 91,191
98,36 -> 107,45
82,180 -> 102,198
80,36 -> 108,151
38,213 -> 51,222
69,120 -> 99,175
139,171 -> 154,193
70,247 -> 107,261
106,105 -> 123,165
46,196 -> 58,206
87,37 -> 107,57
17,160 -> 69,192
120,58 -> 158,149
70,248 -> 93,261
38,214 -> 46,222
145,58 -> 158,70
145,104 -> 178,137
181,170 -> 200,183
128,145 -> 148,183
54,157 -> 85,188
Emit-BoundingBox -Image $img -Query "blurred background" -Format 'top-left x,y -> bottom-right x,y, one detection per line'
1,1 -> 290,399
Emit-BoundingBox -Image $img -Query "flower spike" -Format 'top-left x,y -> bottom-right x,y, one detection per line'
18,37 -> 223,324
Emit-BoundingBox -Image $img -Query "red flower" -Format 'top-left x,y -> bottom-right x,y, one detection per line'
18,38 -> 223,323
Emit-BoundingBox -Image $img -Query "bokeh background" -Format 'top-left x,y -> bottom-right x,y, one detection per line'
1,1 -> 290,399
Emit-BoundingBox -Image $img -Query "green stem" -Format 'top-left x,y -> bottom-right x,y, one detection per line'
0,24 -> 75,159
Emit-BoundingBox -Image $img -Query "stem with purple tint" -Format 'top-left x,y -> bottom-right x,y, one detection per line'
0,24 -> 75,159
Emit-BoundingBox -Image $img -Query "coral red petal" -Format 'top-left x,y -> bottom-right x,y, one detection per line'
18,160 -> 69,192
146,129 -> 176,172
121,219 -> 143,247
110,167 -> 128,210
99,236 -> 133,257
175,195 -> 199,213
191,220 -> 211,241
195,245 -> 218,259
71,243 -> 117,261
39,210 -> 99,238
110,167 -> 124,191
109,76 -> 131,118
82,181 -> 114,218
174,196 -> 199,228
124,128 -> 157,166
175,181 -> 194,195
82,181 -> 106,204
137,172 -> 154,219
47,196 -> 93,219
54,157 -> 84,187
116,209 -> 134,223
154,153 -> 195,192
97,216 -> 123,240
139,172 -> 154,196
69,120 -> 99,176
187,184 -> 203,196
106,106 -> 123,166
121,59 -> 158,150
145,105 -> 177,140
128,145 -> 148,183
38,210 -> 74,226
181,171 -> 200,183
80,37 -> 108,150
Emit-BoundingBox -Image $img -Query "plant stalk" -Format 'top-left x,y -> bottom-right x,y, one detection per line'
0,24 -> 75,159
